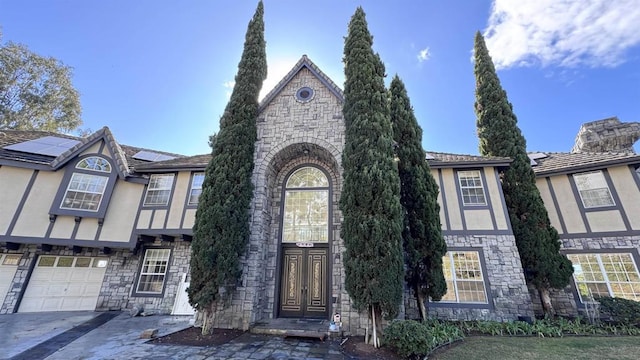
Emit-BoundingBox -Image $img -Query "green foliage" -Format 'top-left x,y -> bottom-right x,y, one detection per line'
456,317 -> 640,337
188,1 -> 267,310
339,7 -> 405,319
596,296 -> 640,326
0,38 -> 81,132
389,76 -> 447,315
472,32 -> 573,305
384,319 -> 464,358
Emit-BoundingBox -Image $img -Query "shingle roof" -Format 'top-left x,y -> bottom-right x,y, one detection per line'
426,151 -> 512,168
531,151 -> 640,176
134,154 -> 211,172
0,128 -> 185,177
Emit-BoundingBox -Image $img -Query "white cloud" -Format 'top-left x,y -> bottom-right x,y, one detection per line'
484,0 -> 640,69
417,47 -> 431,62
223,80 -> 235,98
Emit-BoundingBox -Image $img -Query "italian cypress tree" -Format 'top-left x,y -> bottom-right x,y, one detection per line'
340,7 -> 404,347
473,32 -> 573,315
389,75 -> 447,321
188,1 -> 267,333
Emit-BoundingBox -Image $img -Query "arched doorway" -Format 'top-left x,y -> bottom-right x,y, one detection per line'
278,166 -> 331,318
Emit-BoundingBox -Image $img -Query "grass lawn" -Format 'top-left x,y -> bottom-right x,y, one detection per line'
430,336 -> 640,360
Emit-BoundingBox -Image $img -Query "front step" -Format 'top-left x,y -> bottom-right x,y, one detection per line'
250,318 -> 333,341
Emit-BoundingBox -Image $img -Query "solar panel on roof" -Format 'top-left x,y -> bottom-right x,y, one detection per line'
528,152 -> 548,166
132,150 -> 176,162
3,136 -> 81,157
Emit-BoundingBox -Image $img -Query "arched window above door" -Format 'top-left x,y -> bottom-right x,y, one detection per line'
282,167 -> 329,243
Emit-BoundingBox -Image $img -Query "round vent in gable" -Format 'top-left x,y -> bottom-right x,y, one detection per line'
295,87 -> 314,102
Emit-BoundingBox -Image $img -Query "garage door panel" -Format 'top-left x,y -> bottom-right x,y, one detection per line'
19,256 -> 107,312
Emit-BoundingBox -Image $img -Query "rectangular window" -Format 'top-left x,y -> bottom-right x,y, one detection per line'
440,251 -> 488,303
568,253 -> 640,302
61,173 -> 108,211
135,248 -> 171,295
188,173 -> 205,205
143,174 -> 174,206
573,171 -> 614,208
458,170 -> 486,206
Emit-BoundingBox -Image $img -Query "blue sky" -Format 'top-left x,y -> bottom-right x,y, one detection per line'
1,0 -> 639,156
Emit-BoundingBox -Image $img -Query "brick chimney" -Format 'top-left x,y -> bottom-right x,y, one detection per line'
572,117 -> 640,153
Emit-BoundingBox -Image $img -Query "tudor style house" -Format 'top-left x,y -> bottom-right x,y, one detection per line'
529,117 -> 640,315
1,56 -> 639,334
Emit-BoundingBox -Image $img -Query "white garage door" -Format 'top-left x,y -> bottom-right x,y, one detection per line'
0,254 -> 20,304
19,256 -> 108,312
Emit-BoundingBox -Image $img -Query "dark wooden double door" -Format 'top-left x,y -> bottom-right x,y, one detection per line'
279,247 -> 329,318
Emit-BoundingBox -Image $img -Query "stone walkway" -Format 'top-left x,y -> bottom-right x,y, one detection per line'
6,312 -> 352,359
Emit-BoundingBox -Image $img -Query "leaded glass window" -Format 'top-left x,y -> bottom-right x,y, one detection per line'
568,253 -> 640,302
282,167 -> 329,243
440,251 -> 488,303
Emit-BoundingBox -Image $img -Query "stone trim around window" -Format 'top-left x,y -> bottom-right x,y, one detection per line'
50,154 -> 118,219
131,247 -> 173,298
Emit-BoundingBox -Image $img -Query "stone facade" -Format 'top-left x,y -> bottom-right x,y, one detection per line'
0,241 -> 190,315
572,117 -> 640,153
404,234 -> 534,322
539,235 -> 640,317
96,240 -> 191,314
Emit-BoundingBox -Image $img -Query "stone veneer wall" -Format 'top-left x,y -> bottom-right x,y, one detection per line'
0,241 -> 190,314
404,234 -> 534,322
530,235 -> 640,317
97,240 -> 191,314
205,67 -> 352,331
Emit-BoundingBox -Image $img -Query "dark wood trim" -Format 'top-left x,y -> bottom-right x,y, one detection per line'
7,170 -> 39,236
546,177 -> 568,234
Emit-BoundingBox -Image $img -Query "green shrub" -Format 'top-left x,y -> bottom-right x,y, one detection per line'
596,296 -> 640,326
384,320 -> 464,358
384,320 -> 432,358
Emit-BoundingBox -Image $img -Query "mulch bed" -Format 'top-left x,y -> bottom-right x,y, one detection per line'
149,326 -> 245,346
341,336 -> 402,360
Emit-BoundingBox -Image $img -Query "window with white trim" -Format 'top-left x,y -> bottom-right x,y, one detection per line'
568,253 -> 640,302
188,173 -> 205,205
573,171 -> 614,208
440,251 -> 488,303
61,172 -> 108,211
458,170 -> 486,206
135,248 -> 171,294
143,174 -> 174,206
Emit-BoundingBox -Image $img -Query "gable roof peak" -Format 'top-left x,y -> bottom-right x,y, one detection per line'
258,55 -> 343,111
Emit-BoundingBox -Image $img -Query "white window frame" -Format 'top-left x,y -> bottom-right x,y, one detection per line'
143,174 -> 174,206
573,171 -> 615,208
440,251 -> 488,304
60,172 -> 108,211
188,173 -> 205,205
135,248 -> 171,295
76,156 -> 111,172
568,252 -> 640,303
458,170 -> 487,206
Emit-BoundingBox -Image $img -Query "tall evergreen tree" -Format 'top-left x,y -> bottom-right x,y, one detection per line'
389,75 -> 447,321
188,1 -> 267,333
340,7 -> 404,347
473,32 -> 573,315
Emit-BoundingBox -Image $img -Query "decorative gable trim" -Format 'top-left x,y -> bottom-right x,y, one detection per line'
50,127 -> 131,179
